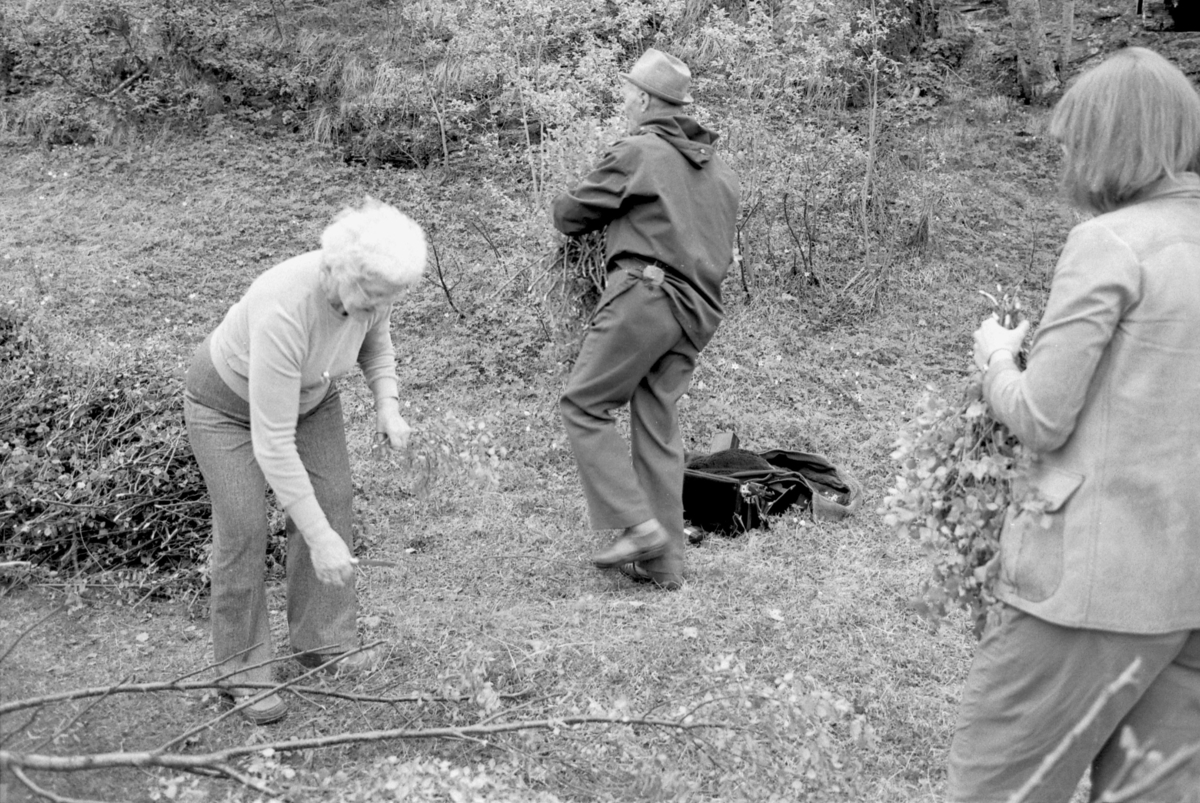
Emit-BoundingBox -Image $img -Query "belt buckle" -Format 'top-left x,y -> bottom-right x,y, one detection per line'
642,264 -> 665,286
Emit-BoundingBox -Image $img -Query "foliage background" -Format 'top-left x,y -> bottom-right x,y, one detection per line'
2,0 -> 1195,801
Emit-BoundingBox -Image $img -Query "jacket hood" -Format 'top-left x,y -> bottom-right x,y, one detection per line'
637,115 -> 720,168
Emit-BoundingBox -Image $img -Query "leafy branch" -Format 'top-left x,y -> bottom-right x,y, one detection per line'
1006,658 -> 1200,803
882,287 -> 1028,637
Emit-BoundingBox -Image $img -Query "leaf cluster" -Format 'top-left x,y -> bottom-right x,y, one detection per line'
671,656 -> 875,801
373,411 -> 505,500
0,306 -> 209,582
881,290 -> 1027,638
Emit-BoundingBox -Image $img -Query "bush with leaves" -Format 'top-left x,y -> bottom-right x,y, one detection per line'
882,291 -> 1027,637
0,0 -> 314,143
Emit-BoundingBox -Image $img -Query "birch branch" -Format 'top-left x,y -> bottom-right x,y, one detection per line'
0,713 -> 723,773
1006,657 -> 1142,803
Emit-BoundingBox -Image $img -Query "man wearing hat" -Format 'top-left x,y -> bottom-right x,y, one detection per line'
552,48 -> 740,590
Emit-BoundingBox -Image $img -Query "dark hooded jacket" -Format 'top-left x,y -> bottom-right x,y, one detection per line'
551,115 -> 740,350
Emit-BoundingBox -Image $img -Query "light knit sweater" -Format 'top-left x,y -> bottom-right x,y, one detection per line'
207,250 -> 399,536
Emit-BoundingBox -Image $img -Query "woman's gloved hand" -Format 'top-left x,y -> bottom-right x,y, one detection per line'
973,317 -> 1030,372
306,527 -> 358,586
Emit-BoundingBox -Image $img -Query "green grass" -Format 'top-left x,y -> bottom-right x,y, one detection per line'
0,76 -> 1081,802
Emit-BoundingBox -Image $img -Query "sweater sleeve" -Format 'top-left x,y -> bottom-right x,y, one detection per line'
247,305 -> 329,536
984,222 -> 1141,453
551,141 -> 637,235
359,308 -> 399,401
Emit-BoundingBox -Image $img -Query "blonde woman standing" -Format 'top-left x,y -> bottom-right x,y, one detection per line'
950,49 -> 1200,801
184,199 -> 426,724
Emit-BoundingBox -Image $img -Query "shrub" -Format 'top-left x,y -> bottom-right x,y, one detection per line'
0,306 -> 210,580
0,0 -> 314,143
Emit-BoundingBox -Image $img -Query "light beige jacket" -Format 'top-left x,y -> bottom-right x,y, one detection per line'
985,173 -> 1200,633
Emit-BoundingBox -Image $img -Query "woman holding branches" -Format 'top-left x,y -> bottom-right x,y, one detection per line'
949,48 -> 1200,801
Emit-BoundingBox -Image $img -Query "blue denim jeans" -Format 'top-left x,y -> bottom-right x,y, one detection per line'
184,389 -> 357,685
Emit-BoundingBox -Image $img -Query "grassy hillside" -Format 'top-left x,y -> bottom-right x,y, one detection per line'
2,0 -> 1192,801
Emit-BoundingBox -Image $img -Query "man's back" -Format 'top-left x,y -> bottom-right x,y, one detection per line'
552,114 -> 740,308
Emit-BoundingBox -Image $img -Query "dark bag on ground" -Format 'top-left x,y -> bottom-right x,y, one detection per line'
682,433 -> 862,536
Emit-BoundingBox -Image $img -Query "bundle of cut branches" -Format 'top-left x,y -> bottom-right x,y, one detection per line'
1,309 -> 209,582
882,289 -> 1028,637
529,229 -> 607,349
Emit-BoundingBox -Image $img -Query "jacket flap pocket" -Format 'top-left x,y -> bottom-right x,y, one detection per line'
1027,466 -> 1085,512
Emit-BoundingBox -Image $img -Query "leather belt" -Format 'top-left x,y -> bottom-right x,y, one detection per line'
615,255 -> 670,287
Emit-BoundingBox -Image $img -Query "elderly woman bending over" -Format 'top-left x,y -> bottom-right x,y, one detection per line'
184,199 -> 426,724
949,49 -> 1200,802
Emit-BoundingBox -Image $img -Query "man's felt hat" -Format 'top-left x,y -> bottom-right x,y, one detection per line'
620,48 -> 693,105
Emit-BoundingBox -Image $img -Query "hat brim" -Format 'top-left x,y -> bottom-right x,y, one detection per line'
619,73 -> 693,106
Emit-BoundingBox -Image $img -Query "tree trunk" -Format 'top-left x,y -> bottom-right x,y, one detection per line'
1008,0 -> 1060,101
1059,0 -> 1074,71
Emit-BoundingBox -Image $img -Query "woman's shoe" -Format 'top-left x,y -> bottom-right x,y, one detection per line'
295,645 -> 386,676
221,689 -> 288,725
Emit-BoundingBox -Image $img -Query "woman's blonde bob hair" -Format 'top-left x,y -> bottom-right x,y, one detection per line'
1050,47 -> 1200,214
321,197 -> 427,288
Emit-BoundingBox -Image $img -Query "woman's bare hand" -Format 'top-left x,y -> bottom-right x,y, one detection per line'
306,528 -> 357,586
375,398 -> 412,451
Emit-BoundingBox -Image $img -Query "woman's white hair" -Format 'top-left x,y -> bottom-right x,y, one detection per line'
321,197 -> 427,288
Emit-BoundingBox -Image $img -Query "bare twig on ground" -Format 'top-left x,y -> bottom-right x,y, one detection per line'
32,673 -> 135,752
155,641 -> 385,752
0,665 -> 532,717
8,764 -> 109,803
0,602 -> 65,666
1,708 -> 42,749
171,642 -> 265,685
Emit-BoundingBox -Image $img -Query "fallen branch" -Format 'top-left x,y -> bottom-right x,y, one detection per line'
156,648 -> 377,753
0,678 -> 527,717
1,640 -> 344,716
0,712 -> 722,801
1,712 -> 721,772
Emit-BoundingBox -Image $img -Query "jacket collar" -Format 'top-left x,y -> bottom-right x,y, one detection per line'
636,115 -> 719,168
1137,171 -> 1200,204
